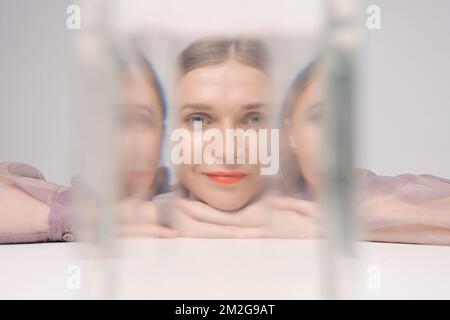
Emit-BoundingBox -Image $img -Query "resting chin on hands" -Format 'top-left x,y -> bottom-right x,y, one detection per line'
152,192 -> 450,243
153,196 -> 322,239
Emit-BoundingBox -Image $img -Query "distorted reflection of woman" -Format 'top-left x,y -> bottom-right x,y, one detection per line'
0,52 -> 173,243
279,59 -> 450,244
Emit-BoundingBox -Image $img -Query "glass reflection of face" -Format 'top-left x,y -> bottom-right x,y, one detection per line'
288,72 -> 324,194
117,68 -> 164,199
177,60 -> 271,211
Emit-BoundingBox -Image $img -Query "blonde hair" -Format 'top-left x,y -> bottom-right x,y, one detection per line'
178,37 -> 268,76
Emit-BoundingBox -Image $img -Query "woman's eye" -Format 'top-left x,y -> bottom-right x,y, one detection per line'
189,116 -> 205,124
309,112 -> 323,123
306,103 -> 324,123
244,113 -> 266,126
307,108 -> 324,123
186,114 -> 211,126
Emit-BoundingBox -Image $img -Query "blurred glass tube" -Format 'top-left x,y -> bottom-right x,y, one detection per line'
72,0 -> 120,299
322,0 -> 361,299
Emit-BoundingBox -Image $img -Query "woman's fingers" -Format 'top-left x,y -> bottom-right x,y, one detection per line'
118,216 -> 263,239
153,198 -> 267,237
267,209 -> 322,238
175,199 -> 251,226
116,199 -> 176,238
267,197 -> 321,221
176,198 -> 273,228
118,198 -> 139,224
116,197 -> 322,239
119,199 -> 159,224
178,218 -> 265,238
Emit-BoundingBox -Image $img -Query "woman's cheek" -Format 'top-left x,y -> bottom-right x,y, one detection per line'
179,164 -> 201,197
141,130 -> 162,168
118,128 -> 162,195
296,125 -> 323,191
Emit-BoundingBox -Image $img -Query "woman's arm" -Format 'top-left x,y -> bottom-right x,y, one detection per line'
0,162 -> 176,244
0,180 -> 50,243
0,162 -> 72,244
359,170 -> 450,245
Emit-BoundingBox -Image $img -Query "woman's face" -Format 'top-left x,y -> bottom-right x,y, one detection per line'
116,69 -> 164,199
288,75 -> 324,194
176,61 -> 271,211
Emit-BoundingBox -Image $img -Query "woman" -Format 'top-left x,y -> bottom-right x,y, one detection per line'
167,54 -> 450,244
0,52 -> 173,243
172,37 -> 273,211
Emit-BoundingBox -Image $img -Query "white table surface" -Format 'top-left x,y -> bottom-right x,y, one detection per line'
1,239 -> 449,299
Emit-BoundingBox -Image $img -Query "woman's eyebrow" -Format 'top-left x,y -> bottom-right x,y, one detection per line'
117,103 -> 156,116
181,103 -> 212,112
242,102 -> 268,111
307,102 -> 323,112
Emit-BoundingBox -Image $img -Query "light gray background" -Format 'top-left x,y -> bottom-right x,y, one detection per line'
0,0 -> 73,184
357,0 -> 450,178
1,0 -> 449,185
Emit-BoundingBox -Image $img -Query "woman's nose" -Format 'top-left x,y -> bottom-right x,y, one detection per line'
214,121 -> 249,164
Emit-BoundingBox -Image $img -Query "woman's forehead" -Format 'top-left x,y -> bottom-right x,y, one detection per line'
176,61 -> 271,109
121,74 -> 162,111
293,77 -> 322,114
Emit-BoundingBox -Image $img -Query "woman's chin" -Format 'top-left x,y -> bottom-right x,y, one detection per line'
202,194 -> 253,212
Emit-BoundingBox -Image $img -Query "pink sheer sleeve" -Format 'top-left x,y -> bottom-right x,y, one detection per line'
0,162 -> 74,244
357,169 -> 450,245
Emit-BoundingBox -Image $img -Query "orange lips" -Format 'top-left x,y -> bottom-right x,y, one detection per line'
205,171 -> 248,185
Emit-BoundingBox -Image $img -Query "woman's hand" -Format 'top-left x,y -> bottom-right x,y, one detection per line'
152,197 -> 263,238
116,198 -> 178,238
264,197 -> 322,238
155,196 -> 322,238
